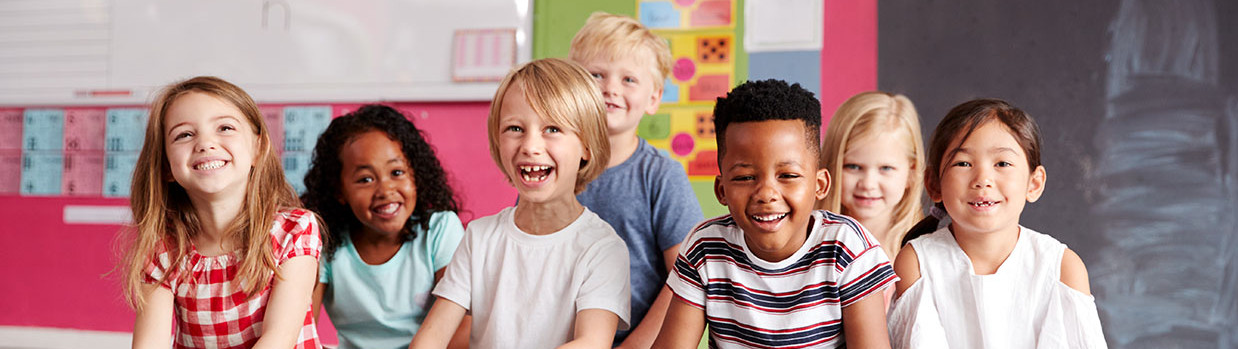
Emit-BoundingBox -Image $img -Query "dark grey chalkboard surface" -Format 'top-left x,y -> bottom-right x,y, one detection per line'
879,0 -> 1236,347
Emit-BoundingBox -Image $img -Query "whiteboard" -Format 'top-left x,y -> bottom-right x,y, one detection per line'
0,0 -> 532,105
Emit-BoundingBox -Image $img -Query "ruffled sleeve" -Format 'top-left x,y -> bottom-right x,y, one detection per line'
1037,283 -> 1108,348
887,279 -> 949,349
274,208 -> 323,264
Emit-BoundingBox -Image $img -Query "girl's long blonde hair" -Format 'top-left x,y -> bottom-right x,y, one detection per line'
817,91 -> 925,256
122,76 -> 301,309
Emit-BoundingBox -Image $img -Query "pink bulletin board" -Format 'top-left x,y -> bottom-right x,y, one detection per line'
0,100 -> 513,345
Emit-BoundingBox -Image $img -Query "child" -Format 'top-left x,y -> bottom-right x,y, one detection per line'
122,76 -> 322,348
887,99 -> 1106,348
301,105 -> 469,349
410,58 -> 631,348
654,80 -> 897,349
817,91 -> 925,261
569,12 -> 705,347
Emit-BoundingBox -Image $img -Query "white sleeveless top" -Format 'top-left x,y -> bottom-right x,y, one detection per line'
887,226 -> 1107,349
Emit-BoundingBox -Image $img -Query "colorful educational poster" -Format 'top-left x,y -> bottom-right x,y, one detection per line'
0,109 -> 23,151
662,32 -> 735,106
282,106 -> 332,153
64,108 -> 107,151
21,151 -> 63,195
638,0 -> 735,30
23,109 -> 64,152
0,151 -> 20,194
105,108 -> 149,152
62,152 -> 104,196
260,105 -> 285,154
282,151 -> 312,194
103,152 -> 139,198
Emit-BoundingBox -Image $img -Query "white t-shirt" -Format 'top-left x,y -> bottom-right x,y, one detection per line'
432,206 -> 631,348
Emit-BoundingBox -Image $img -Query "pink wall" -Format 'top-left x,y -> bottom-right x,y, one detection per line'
0,101 -> 515,339
820,0 -> 877,125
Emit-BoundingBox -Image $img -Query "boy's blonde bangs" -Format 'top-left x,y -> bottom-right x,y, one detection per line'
569,12 -> 672,89
487,58 -> 611,194
818,92 -> 925,248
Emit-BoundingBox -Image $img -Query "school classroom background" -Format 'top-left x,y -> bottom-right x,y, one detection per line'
1,0 -> 1234,348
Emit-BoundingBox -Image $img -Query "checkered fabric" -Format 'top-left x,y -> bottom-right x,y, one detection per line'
145,208 -> 323,349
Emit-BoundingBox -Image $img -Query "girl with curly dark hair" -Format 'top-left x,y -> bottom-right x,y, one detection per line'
302,104 -> 468,348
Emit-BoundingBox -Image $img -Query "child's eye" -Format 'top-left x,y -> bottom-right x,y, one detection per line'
843,164 -> 861,170
504,125 -> 523,133
544,126 -> 561,134
996,161 -> 1014,168
731,175 -> 754,182
392,169 -> 406,177
624,76 -> 637,83
219,124 -> 236,132
952,161 -> 971,167
779,173 -> 802,179
173,131 -> 193,140
880,165 -> 897,172
355,176 -> 373,184
590,73 -> 603,80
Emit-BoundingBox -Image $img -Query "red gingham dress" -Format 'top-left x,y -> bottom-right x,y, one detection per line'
145,208 -> 323,349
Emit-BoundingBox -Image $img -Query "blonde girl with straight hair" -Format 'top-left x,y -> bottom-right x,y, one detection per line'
817,91 -> 925,260
123,76 -> 324,349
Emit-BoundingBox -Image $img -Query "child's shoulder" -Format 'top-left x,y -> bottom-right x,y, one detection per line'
812,210 -> 881,250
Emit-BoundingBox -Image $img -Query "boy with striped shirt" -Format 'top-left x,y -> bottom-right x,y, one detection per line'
653,80 -> 898,348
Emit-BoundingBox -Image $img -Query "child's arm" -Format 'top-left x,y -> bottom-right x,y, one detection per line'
1060,248 -> 1091,295
311,282 -> 326,320
409,297 -> 467,349
556,308 -> 620,349
616,244 -> 681,349
131,284 -> 174,349
433,268 -> 471,349
841,293 -> 893,349
892,245 -> 921,297
252,255 -> 318,349
650,297 -> 706,349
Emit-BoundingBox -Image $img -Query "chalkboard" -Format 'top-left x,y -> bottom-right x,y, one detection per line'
879,0 -> 1236,347
0,0 -> 531,106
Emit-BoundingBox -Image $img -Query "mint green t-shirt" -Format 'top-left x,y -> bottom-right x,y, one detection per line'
319,211 -> 465,349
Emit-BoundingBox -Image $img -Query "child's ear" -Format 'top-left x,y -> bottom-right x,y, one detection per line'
644,86 -> 663,115
814,167 -> 830,200
1026,165 -> 1047,202
926,177 -> 942,202
713,176 -> 727,206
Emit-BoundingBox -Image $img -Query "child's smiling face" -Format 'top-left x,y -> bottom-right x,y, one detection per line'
934,120 -> 1045,237
163,91 -> 258,202
715,119 -> 829,262
338,130 -> 417,237
577,50 -> 662,139
839,129 -> 913,229
497,83 -> 589,205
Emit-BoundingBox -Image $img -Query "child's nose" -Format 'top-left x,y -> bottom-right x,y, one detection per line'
520,133 -> 545,155
754,180 -> 780,203
971,169 -> 994,188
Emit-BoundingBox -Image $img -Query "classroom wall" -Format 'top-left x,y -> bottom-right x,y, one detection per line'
879,0 -> 1236,346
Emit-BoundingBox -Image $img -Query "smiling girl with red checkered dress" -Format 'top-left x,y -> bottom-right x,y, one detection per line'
121,76 -> 323,349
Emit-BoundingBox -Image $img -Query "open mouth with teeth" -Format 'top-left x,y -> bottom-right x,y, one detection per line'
372,202 -> 401,216
752,213 -> 787,222
194,160 -> 227,171
518,165 -> 553,183
605,102 -> 623,111
969,200 -> 1000,207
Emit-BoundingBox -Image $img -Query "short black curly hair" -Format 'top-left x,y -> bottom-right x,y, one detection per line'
712,79 -> 822,160
301,104 -> 461,262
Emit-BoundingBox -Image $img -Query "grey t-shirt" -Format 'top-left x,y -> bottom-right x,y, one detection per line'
577,138 -> 704,343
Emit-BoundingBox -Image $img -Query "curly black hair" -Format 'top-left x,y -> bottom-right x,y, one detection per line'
712,79 -> 822,159
301,104 -> 461,262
